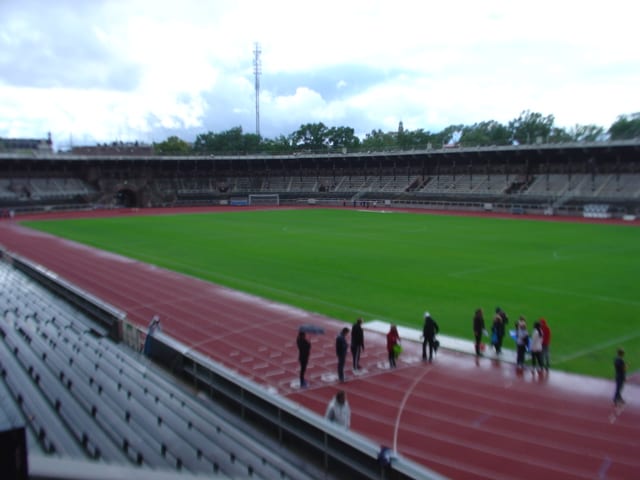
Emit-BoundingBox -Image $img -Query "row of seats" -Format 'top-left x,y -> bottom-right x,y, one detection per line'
163,173 -> 640,197
0,263 -> 315,478
0,178 -> 96,201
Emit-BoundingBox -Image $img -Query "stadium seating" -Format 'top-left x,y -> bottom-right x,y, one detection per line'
0,262 -> 320,478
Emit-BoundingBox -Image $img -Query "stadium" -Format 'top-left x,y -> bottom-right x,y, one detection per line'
1,140 -> 639,479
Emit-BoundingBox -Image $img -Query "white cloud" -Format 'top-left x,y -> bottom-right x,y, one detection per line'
0,0 -> 639,146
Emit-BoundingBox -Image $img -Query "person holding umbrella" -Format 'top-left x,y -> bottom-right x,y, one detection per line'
296,325 -> 325,388
297,330 -> 311,388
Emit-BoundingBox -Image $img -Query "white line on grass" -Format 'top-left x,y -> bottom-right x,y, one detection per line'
451,262 -> 640,308
451,244 -> 640,283
553,330 -> 640,365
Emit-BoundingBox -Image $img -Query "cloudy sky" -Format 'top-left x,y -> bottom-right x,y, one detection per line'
1,0 -> 639,149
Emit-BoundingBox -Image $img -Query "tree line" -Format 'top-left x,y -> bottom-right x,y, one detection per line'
154,111 -> 640,156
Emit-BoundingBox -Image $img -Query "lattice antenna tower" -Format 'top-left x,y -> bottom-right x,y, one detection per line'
253,42 -> 262,137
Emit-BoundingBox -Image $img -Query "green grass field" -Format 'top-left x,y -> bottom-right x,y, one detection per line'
22,208 -> 640,379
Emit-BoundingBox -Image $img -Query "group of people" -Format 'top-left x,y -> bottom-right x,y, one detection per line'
297,309 -> 629,423
296,317 -> 366,388
513,315 -> 552,371
316,311 -> 452,430
297,313 -> 439,391
473,307 -> 552,372
386,312 -> 441,368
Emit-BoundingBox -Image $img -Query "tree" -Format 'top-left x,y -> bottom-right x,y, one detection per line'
154,136 -> 192,155
361,129 -> 396,150
214,126 -> 248,153
565,124 -> 606,142
608,113 -> 640,140
547,127 -> 572,143
291,123 -> 330,151
400,128 -> 436,149
326,126 -> 360,151
192,126 -> 261,154
432,124 -> 464,147
193,131 -> 218,154
262,135 -> 293,154
508,110 -> 555,144
460,121 -> 511,146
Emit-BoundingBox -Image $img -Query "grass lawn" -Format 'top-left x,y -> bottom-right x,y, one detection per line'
22,208 -> 640,379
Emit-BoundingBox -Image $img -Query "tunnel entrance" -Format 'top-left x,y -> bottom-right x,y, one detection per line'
115,189 -> 138,207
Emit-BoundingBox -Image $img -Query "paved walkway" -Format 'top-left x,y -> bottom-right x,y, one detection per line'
364,320 -> 518,363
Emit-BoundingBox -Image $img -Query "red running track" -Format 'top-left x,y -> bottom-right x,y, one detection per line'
1,210 -> 639,480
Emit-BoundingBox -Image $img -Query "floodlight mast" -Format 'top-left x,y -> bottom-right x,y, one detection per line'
253,42 -> 262,137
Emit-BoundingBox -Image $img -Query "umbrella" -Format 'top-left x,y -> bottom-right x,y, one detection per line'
298,325 -> 325,334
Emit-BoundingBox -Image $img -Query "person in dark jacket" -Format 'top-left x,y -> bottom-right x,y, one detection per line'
473,308 -> 485,356
336,327 -> 350,382
491,312 -> 505,355
613,348 -> 627,406
421,312 -> 439,362
350,318 -> 365,370
297,331 -> 311,388
495,307 -> 509,327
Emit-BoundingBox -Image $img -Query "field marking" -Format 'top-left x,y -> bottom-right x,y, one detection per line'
451,244 -> 640,282
356,209 -> 395,214
393,366 -> 432,453
451,260 -> 640,308
598,457 -> 612,478
501,280 -> 640,308
554,330 -> 640,365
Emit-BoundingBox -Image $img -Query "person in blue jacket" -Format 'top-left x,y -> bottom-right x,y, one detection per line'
143,314 -> 161,356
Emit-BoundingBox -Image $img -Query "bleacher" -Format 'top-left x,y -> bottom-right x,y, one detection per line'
0,262 -> 325,479
592,173 -> 640,198
1,178 -> 97,202
176,178 -> 214,195
0,179 -> 19,202
419,175 -> 462,193
261,176 -> 291,192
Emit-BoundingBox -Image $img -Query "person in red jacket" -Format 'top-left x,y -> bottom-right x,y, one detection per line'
386,325 -> 401,368
539,318 -> 551,371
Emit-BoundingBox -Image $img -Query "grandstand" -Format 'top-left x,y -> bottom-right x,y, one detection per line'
0,140 -> 638,217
